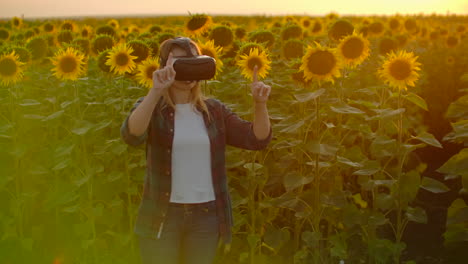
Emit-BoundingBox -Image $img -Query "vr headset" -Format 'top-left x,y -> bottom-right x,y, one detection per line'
160,37 -> 217,81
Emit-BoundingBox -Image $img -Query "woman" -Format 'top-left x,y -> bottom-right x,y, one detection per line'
120,37 -> 273,264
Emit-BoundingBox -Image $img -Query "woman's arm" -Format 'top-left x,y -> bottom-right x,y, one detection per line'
128,88 -> 162,136
121,88 -> 162,146
253,102 -> 271,141
251,65 -> 272,141
222,65 -> 273,150
121,52 -> 177,146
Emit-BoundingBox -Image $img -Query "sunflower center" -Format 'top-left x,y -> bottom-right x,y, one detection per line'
312,22 -> 322,33
59,56 -> 77,73
0,58 -> 17,76
307,50 -> 336,75
247,57 -> 263,71
447,36 -> 458,47
187,17 -> 208,31
116,52 -> 129,66
342,37 -> 364,59
145,66 -> 157,79
389,59 -> 411,80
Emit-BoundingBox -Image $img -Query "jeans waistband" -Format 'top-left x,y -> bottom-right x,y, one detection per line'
168,200 -> 216,208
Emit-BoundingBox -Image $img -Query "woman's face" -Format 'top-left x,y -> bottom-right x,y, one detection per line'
169,46 -> 199,91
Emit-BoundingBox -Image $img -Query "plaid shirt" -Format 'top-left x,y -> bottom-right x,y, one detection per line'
120,96 -> 272,245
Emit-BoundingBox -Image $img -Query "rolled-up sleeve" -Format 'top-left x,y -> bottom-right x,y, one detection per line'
220,100 -> 272,150
120,96 -> 148,147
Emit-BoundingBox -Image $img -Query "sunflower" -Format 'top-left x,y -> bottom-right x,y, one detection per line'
290,60 -> 311,86
127,39 -> 150,63
105,43 -> 137,75
43,22 -> 55,33
11,16 -> 22,29
0,28 -> 10,41
0,51 -> 25,86
56,30 -> 74,47
209,25 -> 234,48
404,18 -> 417,34
26,36 -> 48,60
61,20 -> 77,32
149,25 -> 163,34
50,47 -> 86,81
389,17 -> 401,32
310,19 -> 324,36
81,25 -> 94,38
185,14 -> 212,36
136,57 -> 159,89
367,21 -> 385,37
235,27 -> 246,40
377,50 -> 421,91
198,40 -> 224,77
281,24 -> 303,41
91,34 -> 115,55
248,30 -> 275,49
300,42 -> 342,84
3,46 -> 31,65
282,39 -> 304,60
337,32 -> 370,68
328,19 -> 354,42
300,17 -> 312,29
107,19 -> 120,30
446,35 -> 459,48
378,37 -> 398,55
97,49 -> 112,73
236,47 -> 271,81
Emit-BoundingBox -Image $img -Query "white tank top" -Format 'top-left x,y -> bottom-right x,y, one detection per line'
169,103 -> 215,203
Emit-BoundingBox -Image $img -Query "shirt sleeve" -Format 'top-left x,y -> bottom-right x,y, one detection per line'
220,100 -> 272,150
120,96 -> 148,147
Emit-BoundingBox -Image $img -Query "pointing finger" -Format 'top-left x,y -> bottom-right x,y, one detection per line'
253,65 -> 258,83
166,52 -> 175,68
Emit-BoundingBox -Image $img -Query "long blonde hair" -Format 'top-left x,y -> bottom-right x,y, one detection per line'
156,37 -> 212,122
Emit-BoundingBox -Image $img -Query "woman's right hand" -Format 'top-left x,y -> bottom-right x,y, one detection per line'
152,52 -> 176,93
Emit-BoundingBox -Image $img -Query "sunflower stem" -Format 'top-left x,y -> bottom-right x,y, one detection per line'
313,93 -> 321,264
394,89 -> 404,264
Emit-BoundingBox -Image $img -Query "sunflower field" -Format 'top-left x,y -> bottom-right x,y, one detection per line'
1,13 -> 468,264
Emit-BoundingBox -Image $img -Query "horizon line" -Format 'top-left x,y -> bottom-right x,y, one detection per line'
1,10 -> 467,20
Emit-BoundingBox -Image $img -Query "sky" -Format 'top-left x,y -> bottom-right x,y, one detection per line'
0,0 -> 467,19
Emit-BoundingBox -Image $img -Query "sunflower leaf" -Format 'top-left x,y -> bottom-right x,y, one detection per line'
42,110 -> 65,122
411,131 -> 442,148
404,92 -> 428,111
19,99 -> 41,106
293,88 -> 325,102
330,104 -> 365,114
406,206 -> 428,224
420,177 -> 450,193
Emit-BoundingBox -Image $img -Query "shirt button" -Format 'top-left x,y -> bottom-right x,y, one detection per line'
165,192 -> 169,196
167,149 -> 170,153
169,113 -> 173,116
170,128 -> 173,132
166,170 -> 170,175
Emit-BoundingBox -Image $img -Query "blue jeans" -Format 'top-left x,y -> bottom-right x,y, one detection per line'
137,200 -> 220,264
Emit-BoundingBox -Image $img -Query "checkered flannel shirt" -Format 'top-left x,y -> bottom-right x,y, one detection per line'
120,96 -> 273,245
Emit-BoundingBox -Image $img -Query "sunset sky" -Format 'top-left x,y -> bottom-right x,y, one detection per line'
1,0 -> 467,19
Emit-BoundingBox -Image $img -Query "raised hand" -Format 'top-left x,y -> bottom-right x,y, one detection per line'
152,52 -> 177,93
250,65 -> 271,104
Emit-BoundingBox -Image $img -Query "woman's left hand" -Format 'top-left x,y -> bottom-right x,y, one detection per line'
251,65 -> 271,104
